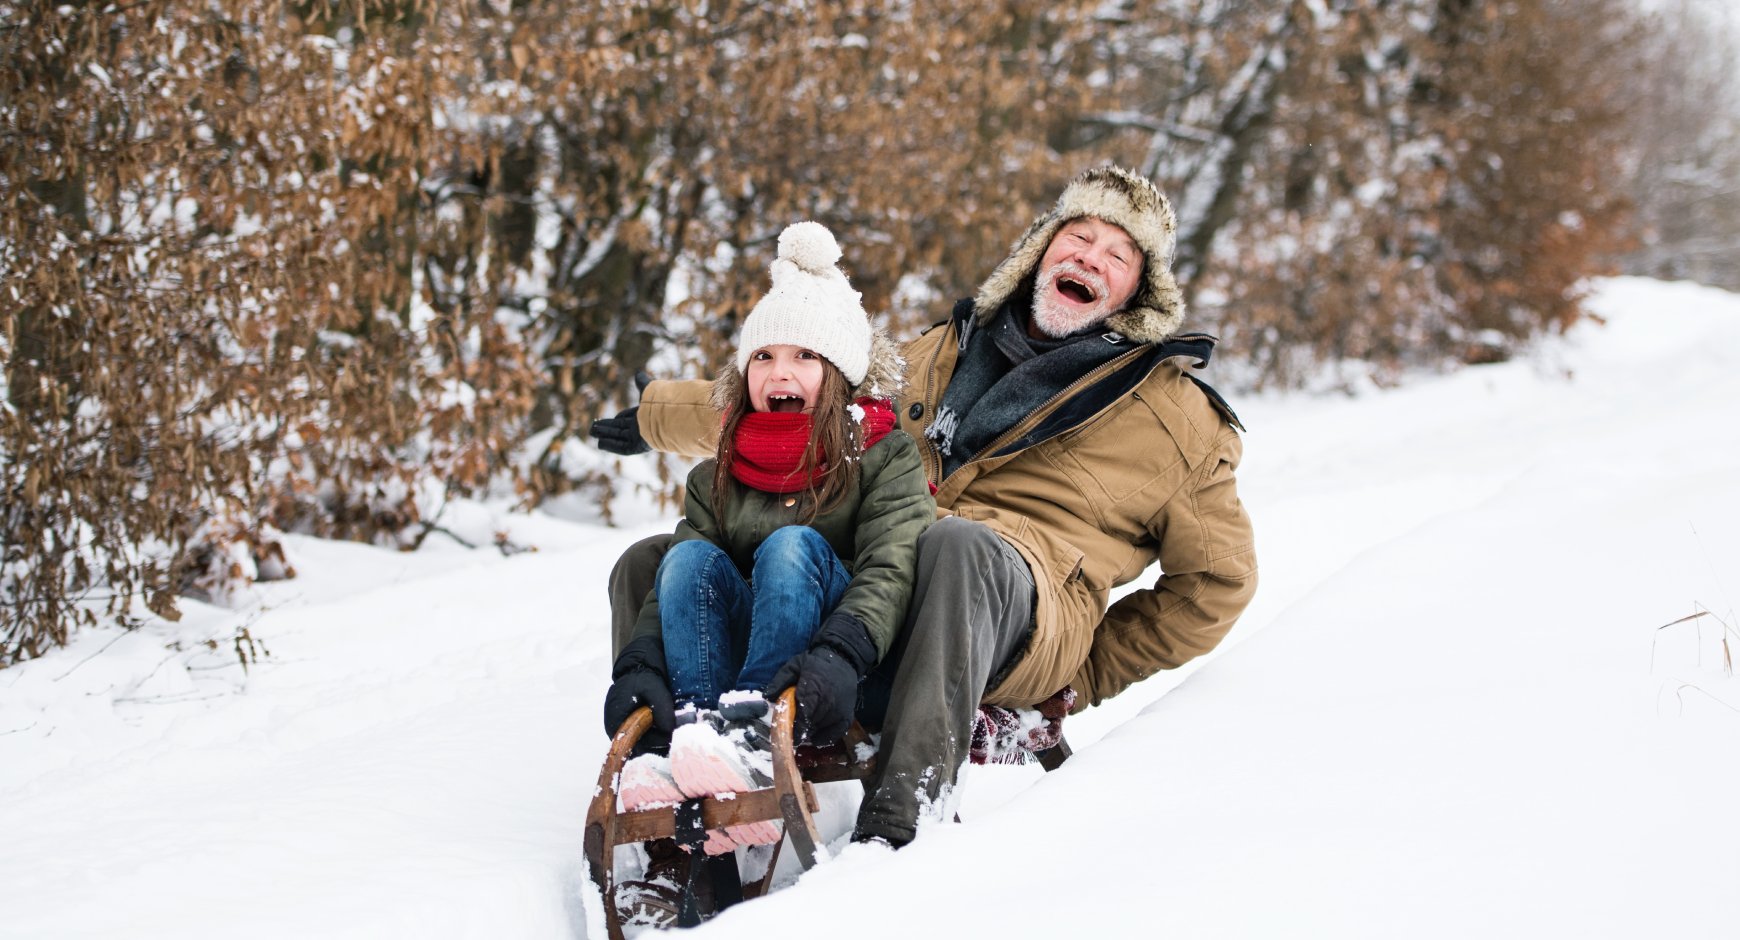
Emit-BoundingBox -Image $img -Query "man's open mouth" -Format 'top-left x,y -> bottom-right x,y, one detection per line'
767,394 -> 806,413
1054,275 -> 1098,305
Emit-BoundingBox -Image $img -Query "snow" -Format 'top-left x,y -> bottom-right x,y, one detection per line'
3,277 -> 1739,938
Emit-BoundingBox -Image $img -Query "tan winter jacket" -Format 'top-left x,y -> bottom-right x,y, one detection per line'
634,309 -> 1257,711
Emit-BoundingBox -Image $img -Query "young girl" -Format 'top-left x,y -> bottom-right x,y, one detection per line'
603,222 -> 934,855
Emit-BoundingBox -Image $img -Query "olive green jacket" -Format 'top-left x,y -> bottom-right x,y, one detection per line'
631,427 -> 934,663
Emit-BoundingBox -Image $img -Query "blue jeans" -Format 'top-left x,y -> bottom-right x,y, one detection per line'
657,526 -> 850,709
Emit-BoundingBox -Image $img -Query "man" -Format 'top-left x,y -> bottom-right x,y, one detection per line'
593,166 -> 1257,847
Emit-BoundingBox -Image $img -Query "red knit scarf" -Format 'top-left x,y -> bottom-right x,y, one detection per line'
729,398 -> 896,494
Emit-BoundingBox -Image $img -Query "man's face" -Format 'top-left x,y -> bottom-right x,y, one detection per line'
1030,218 -> 1143,338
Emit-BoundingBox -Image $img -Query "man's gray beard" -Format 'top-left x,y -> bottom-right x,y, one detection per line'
1030,262 -> 1114,338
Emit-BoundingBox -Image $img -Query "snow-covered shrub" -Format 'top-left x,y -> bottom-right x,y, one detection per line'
0,1 -> 539,662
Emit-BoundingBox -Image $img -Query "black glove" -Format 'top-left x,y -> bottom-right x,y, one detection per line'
768,612 -> 877,745
603,635 -> 676,738
589,371 -> 654,456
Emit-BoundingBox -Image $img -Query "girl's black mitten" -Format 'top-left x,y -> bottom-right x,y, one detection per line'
603,635 -> 676,737
768,613 -> 876,745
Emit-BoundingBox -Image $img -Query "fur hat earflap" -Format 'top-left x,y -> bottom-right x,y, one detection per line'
735,221 -> 873,384
971,166 -> 1185,344
713,325 -> 906,414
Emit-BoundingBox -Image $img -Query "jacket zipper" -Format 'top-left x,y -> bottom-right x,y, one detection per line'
916,318 -> 953,484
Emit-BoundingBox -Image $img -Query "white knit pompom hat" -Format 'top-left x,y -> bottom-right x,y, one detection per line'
735,221 -> 872,385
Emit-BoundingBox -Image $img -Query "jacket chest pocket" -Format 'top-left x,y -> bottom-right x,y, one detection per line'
1046,392 -> 1194,507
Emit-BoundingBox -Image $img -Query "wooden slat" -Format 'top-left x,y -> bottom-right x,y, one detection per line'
607,785 -> 817,844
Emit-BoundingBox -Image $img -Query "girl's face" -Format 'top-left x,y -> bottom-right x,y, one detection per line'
746,344 -> 826,414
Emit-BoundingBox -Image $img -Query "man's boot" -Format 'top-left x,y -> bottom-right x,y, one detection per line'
615,837 -> 708,928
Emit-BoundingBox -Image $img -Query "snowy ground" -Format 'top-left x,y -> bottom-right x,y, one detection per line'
3,276 -> 1737,939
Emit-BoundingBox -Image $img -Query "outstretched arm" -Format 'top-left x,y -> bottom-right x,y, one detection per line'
587,377 -> 720,458
638,379 -> 722,458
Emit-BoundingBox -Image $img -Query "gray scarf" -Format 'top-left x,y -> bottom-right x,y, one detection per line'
927,300 -> 1134,481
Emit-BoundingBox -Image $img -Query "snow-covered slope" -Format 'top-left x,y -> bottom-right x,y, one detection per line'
3,277 -> 1737,939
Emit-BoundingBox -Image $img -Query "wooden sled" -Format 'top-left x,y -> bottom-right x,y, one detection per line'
583,688 -> 875,938
582,688 -> 1072,937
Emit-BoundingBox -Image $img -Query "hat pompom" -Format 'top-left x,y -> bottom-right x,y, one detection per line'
737,221 -> 871,384
777,221 -> 842,275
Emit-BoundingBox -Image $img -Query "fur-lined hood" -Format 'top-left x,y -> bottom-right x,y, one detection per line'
710,324 -> 907,412
971,166 -> 1186,345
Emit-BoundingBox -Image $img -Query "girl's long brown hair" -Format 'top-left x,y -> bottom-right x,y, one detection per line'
712,360 -> 865,524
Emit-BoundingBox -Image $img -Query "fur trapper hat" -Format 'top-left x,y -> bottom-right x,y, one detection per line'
736,221 -> 872,384
971,166 -> 1185,344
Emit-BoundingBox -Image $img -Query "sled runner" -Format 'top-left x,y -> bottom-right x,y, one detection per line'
583,688 -> 1072,937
